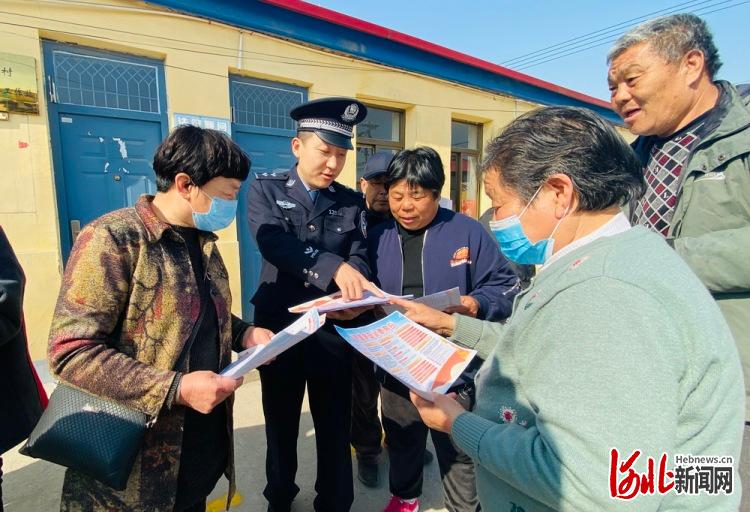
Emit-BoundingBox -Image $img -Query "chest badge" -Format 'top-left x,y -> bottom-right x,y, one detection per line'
449,247 -> 471,267
276,200 -> 296,209
500,406 -> 517,424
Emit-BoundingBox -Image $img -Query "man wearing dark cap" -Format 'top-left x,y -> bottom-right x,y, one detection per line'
359,151 -> 393,229
247,97 -> 374,512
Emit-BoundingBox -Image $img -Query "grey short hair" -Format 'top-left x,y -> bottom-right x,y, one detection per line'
481,107 -> 645,212
607,14 -> 722,79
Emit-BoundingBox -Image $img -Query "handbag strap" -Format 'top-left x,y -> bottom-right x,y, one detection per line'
172,277 -> 209,372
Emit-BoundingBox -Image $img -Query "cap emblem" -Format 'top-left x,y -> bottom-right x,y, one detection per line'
341,103 -> 359,122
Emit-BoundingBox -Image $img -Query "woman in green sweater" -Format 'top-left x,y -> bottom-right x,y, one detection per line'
393,107 -> 745,511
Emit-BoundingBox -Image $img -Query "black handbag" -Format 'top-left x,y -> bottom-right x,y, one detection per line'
21,300 -> 207,490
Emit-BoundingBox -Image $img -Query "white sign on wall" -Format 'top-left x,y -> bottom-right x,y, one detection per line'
173,113 -> 231,136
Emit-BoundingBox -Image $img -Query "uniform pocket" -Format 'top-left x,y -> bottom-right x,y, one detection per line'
324,215 -> 356,235
274,210 -> 304,237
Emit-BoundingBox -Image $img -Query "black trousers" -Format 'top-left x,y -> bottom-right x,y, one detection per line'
381,377 -> 480,512
258,323 -> 354,512
175,498 -> 206,512
351,350 -> 382,460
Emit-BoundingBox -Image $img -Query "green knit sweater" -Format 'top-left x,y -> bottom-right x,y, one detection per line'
450,226 -> 744,511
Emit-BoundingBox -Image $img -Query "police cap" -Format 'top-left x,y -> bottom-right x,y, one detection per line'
290,97 -> 367,150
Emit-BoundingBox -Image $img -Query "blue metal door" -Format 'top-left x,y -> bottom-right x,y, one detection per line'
43,41 -> 168,260
57,114 -> 161,239
230,77 -> 306,320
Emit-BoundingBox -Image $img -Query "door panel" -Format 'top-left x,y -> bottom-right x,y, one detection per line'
58,113 -> 160,240
233,130 -> 296,321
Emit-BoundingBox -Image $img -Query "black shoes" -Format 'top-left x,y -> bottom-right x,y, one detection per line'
357,456 -> 380,487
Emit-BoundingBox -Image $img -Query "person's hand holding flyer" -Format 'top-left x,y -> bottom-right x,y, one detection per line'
221,309 -> 326,378
381,287 -> 462,316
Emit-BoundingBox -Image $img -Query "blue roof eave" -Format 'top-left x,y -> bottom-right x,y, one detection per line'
146,0 -> 622,124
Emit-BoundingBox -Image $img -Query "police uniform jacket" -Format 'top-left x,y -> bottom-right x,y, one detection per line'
248,165 -> 370,326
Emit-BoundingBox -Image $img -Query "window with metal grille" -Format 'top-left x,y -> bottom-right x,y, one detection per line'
231,79 -> 304,130
51,50 -> 160,113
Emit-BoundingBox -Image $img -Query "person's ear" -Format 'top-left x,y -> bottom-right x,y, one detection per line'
291,137 -> 302,159
174,173 -> 194,199
682,49 -> 707,88
545,173 -> 576,218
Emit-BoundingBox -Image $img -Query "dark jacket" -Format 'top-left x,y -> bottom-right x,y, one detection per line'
0,227 -> 47,454
248,166 -> 370,328
367,208 -> 519,322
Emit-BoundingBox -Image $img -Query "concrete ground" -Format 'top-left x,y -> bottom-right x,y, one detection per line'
2,369 -> 448,512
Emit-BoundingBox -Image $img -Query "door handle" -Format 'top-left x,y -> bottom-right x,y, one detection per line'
70,220 -> 81,241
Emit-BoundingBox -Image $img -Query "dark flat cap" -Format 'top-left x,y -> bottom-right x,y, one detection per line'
290,97 -> 367,150
362,151 -> 395,180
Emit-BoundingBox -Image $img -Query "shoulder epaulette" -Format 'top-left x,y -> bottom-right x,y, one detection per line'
254,171 -> 289,180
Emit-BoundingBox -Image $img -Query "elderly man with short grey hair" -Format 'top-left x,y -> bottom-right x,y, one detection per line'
608,13 -> 750,505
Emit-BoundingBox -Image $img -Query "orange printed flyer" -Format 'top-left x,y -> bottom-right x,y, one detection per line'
335,311 -> 476,398
289,290 -> 411,314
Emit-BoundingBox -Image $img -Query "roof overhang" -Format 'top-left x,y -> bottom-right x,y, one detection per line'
146,0 -> 622,123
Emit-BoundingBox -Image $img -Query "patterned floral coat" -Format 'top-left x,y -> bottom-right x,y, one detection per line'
48,196 -> 249,511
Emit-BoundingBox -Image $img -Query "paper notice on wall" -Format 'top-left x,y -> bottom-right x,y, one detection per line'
335,311 -> 476,398
288,290 -> 412,314
220,309 -> 325,378
381,287 -> 462,315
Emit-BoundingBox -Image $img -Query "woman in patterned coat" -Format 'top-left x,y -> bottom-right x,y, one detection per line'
48,125 -> 273,511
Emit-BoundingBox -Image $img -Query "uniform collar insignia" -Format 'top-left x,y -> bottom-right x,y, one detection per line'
276,200 -> 296,209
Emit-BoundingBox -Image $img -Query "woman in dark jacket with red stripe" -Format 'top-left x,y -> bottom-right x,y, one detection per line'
0,226 -> 48,512
366,147 -> 520,512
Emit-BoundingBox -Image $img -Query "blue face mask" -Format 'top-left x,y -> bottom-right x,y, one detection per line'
190,187 -> 238,232
489,186 -> 567,265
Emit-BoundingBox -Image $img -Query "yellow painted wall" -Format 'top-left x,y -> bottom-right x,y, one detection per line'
0,0 -> 622,358
0,22 -> 62,361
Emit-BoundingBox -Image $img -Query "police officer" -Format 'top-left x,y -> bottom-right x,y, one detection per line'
247,97 -> 374,512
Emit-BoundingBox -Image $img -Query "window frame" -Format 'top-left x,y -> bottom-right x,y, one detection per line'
450,120 -> 483,219
356,105 -> 405,149
355,105 -> 405,182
